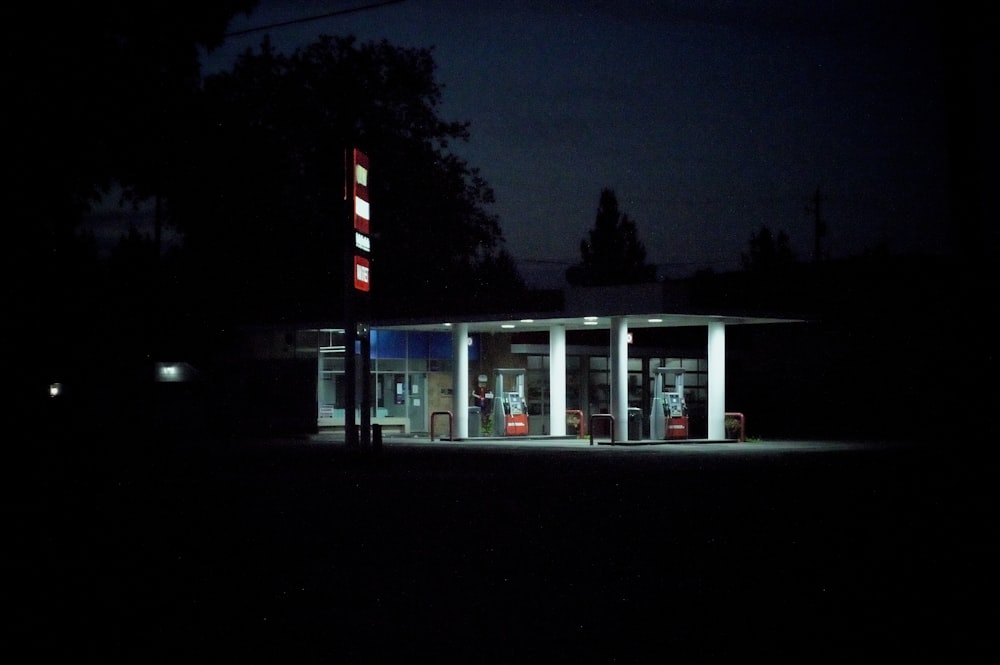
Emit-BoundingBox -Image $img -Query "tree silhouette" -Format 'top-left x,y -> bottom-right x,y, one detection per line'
566,188 -> 655,286
741,224 -> 796,273
9,2 -> 257,250
169,35 -> 522,321
9,2 -> 258,427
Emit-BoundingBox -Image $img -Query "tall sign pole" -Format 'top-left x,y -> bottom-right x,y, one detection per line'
345,148 -> 372,448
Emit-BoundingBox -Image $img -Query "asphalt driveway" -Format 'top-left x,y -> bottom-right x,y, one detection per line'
15,435 -> 993,663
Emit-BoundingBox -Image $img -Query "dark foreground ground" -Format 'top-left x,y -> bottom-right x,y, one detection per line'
11,434 -> 995,663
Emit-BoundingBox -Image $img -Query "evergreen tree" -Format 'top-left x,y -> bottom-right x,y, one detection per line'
566,188 -> 655,286
741,224 -> 796,273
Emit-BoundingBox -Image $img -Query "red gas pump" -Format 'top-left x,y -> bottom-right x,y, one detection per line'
501,391 -> 529,435
492,368 -> 528,436
663,392 -> 689,439
650,368 -> 689,440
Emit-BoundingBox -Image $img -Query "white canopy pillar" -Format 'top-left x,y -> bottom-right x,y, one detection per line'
707,320 -> 726,440
549,324 -> 567,436
610,316 -> 629,442
452,322 -> 469,439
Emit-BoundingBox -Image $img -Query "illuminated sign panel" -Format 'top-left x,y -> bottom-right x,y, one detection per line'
354,255 -> 370,292
353,150 -> 370,236
347,149 -> 371,292
355,231 -> 370,252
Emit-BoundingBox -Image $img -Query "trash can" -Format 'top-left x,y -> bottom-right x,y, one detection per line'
468,406 -> 482,438
627,407 -> 642,441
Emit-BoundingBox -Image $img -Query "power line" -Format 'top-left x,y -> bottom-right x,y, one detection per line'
517,256 -> 741,269
517,258 -> 574,266
225,0 -> 409,38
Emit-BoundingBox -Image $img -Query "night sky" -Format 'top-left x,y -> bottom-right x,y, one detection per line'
191,0 -> 958,287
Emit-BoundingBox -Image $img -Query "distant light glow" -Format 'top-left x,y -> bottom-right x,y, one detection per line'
156,363 -> 181,382
648,318 -> 663,323
584,316 -> 598,321
520,318 -> 534,323
49,382 -> 62,397
501,323 -> 515,329
155,361 -> 199,383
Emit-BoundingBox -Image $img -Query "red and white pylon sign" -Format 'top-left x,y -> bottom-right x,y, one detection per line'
349,149 -> 371,292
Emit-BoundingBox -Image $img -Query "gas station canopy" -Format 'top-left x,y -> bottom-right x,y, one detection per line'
374,282 -> 801,333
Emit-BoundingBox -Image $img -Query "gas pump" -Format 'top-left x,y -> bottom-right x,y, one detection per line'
650,368 -> 689,440
492,368 -> 528,436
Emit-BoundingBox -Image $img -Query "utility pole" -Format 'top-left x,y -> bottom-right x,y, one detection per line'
806,184 -> 827,262
345,148 -> 373,450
